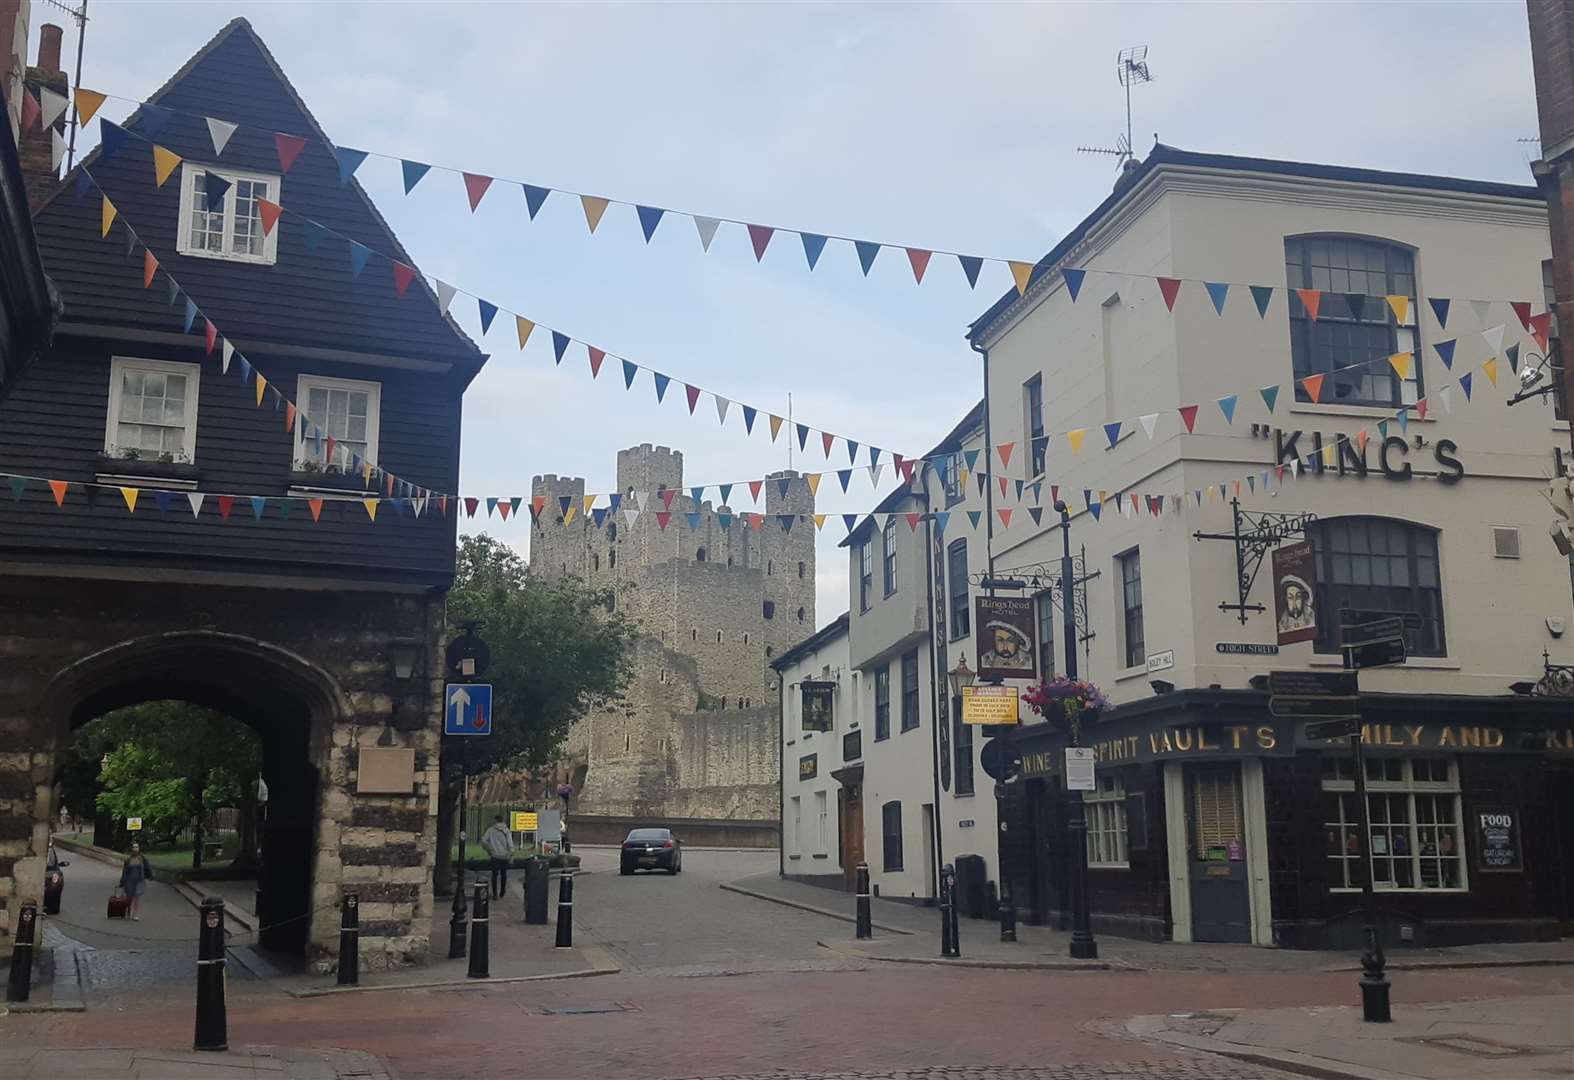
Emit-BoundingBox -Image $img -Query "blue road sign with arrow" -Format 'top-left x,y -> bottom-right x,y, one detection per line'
444,683 -> 492,735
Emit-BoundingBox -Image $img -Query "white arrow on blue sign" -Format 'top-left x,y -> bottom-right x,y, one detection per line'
444,682 -> 493,735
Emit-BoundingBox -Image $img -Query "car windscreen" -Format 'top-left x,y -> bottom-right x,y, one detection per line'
626,829 -> 670,841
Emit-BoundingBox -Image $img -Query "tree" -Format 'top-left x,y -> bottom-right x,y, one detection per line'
434,534 -> 635,892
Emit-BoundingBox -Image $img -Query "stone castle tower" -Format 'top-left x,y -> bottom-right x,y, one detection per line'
531,444 -> 815,823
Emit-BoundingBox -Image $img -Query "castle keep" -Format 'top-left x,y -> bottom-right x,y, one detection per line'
532,445 -> 814,827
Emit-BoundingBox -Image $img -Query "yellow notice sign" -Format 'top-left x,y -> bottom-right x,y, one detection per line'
126,817 -> 143,831
962,685 -> 1019,725
510,811 -> 539,833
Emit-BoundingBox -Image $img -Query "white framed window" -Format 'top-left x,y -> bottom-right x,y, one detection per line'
1322,755 -> 1467,892
814,790 -> 828,855
1084,773 -> 1129,868
104,357 -> 201,463
294,374 -> 380,472
788,796 -> 802,857
176,163 -> 279,264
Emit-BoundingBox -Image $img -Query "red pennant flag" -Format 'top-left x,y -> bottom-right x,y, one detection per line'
822,431 -> 836,457
747,224 -> 774,262
685,384 -> 701,414
1531,311 -> 1552,352
997,442 -> 1014,470
257,198 -> 282,236
1157,276 -> 1182,311
439,495 -> 449,517
285,402 -> 297,432
204,319 -> 217,356
324,435 -> 336,465
464,497 -> 479,518
217,495 -> 235,519
143,250 -> 159,288
897,457 -> 915,483
307,498 -> 324,522
997,508 -> 1013,528
1416,397 -> 1428,420
531,495 -> 546,518
997,476 -> 1009,498
656,488 -> 674,511
1177,404 -> 1200,433
905,512 -> 921,531
392,263 -> 416,298
1511,300 -> 1532,333
749,480 -> 764,503
1295,288 -> 1322,321
1276,465 -> 1286,483
48,479 -> 67,507
656,511 -> 672,531
274,133 -> 306,174
497,501 -> 511,520
385,472 -> 395,497
749,513 -> 764,530
462,172 -> 493,212
1301,373 -> 1326,402
20,90 -> 39,132
906,248 -> 932,284
1131,493 -> 1141,513
1357,429 -> 1369,454
588,347 -> 605,378
1050,485 -> 1059,505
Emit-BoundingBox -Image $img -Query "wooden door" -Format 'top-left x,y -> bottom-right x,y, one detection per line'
1186,762 -> 1252,943
840,784 -> 864,888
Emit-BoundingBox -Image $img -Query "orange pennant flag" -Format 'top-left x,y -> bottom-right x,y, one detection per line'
152,145 -> 181,187
119,487 -> 139,513
1295,288 -> 1322,321
768,414 -> 784,442
813,513 -> 827,530
363,499 -> 379,521
285,402 -> 297,432
100,195 -> 116,238
1301,373 -> 1325,402
997,442 -> 1014,470
1388,352 -> 1412,379
74,88 -> 107,126
580,195 -> 610,233
906,248 -> 932,284
997,508 -> 1013,528
307,498 -> 324,522
515,316 -> 535,350
806,473 -> 822,496
143,249 -> 158,288
1066,428 -> 1087,454
48,480 -> 67,506
1009,261 -> 1034,296
257,198 -> 283,236
1356,429 -> 1369,454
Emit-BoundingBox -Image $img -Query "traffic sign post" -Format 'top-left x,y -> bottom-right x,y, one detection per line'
1305,717 -> 1361,741
445,683 -> 493,736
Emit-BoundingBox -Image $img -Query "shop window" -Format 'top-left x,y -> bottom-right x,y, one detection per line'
1308,517 -> 1445,657
948,540 -> 970,640
1322,755 -> 1466,891
883,518 -> 898,596
874,665 -> 891,741
952,701 -> 974,796
900,650 -> 920,731
881,801 -> 903,871
1117,548 -> 1144,668
1085,774 -> 1129,868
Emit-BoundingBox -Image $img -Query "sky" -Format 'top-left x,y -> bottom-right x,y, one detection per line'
29,1 -> 1541,627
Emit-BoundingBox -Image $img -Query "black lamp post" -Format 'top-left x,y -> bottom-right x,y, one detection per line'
1055,501 -> 1097,961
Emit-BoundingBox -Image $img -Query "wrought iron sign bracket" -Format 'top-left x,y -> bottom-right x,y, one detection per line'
977,551 -> 1101,655
1193,497 -> 1317,625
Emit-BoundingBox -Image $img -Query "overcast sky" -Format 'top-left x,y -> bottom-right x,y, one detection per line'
33,2 -> 1540,625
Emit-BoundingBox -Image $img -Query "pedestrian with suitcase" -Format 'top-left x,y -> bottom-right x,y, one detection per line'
115,843 -> 153,921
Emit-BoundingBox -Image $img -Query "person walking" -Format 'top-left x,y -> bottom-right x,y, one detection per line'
480,814 -> 515,899
118,843 -> 153,921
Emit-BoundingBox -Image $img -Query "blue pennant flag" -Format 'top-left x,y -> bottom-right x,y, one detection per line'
801,233 -> 828,270
869,447 -> 882,468
203,172 -> 232,213
1396,408 -> 1409,433
653,373 -> 670,402
636,205 -> 665,243
552,331 -> 569,364
135,105 -> 172,139
349,241 -> 372,278
718,484 -> 733,505
608,493 -> 622,512
1259,385 -> 1280,413
334,147 -> 369,185
592,508 -> 608,528
1217,394 -> 1239,424
1088,499 -> 1102,521
1429,297 -> 1450,329
153,491 -> 172,514
796,424 -> 810,451
777,477 -> 792,500
962,448 -> 980,472
966,510 -> 982,529
1103,421 -> 1122,449
718,513 -> 732,530
1459,371 -> 1473,400
1027,506 -> 1043,527
1031,480 -> 1042,503
958,255 -> 983,289
558,496 -> 572,518
302,220 -> 327,252
522,184 -> 551,219
854,240 -> 880,276
477,299 -> 498,333
837,469 -> 852,492
1250,285 -> 1274,318
1433,339 -> 1456,370
401,159 -> 430,193
1507,343 -> 1521,373
1205,282 -> 1229,315
487,497 -> 499,517
1246,475 -> 1256,493
98,120 -> 130,162
622,359 -> 637,388
842,514 -> 859,532
846,440 -> 859,464
250,497 -> 267,520
1063,266 -> 1086,302
933,511 -> 950,534
779,515 -> 795,533
687,512 -> 701,530
691,486 -> 704,507
182,299 -> 198,334
742,405 -> 757,434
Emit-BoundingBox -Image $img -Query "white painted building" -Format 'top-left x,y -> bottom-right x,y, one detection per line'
774,613 -> 851,887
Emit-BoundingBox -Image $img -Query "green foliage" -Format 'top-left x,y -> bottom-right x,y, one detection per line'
446,534 -> 636,775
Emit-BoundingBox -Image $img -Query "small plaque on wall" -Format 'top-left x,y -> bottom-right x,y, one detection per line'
357,747 -> 416,794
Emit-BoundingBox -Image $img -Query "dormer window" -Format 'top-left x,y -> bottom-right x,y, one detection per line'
176,164 -> 279,265
294,374 -> 380,472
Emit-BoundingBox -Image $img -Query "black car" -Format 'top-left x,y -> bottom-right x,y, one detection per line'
43,844 -> 68,914
620,828 -> 682,875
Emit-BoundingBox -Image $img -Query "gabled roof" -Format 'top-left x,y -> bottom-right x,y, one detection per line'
967,144 -> 1543,347
770,611 -> 850,672
839,399 -> 983,548
34,18 -> 484,379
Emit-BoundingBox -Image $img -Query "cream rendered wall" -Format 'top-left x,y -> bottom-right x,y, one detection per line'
777,623 -> 850,877
857,640 -> 940,900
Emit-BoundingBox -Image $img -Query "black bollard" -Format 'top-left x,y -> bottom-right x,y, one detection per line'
193,897 -> 228,1052
554,870 -> 574,949
468,882 -> 490,978
524,856 -> 549,925
939,863 -> 960,958
854,862 -> 872,940
999,882 -> 1018,944
5,900 -> 36,1002
337,892 -> 359,986
448,865 -> 468,960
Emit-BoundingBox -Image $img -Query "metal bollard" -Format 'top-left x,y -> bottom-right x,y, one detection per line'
5,901 -> 36,1002
467,882 -> 490,978
448,869 -> 468,960
854,862 -> 872,940
337,892 -> 359,986
523,856 -> 549,925
999,882 -> 1018,944
939,863 -> 960,958
193,897 -> 228,1052
554,870 -> 574,949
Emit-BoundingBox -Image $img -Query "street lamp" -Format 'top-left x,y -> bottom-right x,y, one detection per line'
947,655 -> 976,697
1055,501 -> 1098,961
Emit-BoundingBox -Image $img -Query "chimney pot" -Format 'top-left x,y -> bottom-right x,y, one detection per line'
37,23 -> 63,74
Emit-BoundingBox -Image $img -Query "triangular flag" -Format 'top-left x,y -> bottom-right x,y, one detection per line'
854,240 -> 881,276
540,330 -> 565,363
6,476 -> 23,500
653,372 -> 670,402
1438,385 -> 1453,414
796,423 -> 810,451
477,299 -> 498,333
843,513 -> 859,533
1156,276 -> 1182,311
800,232 -> 827,269
48,480 -> 67,507
587,493 -> 602,514
714,394 -> 730,424
1460,371 -> 1474,400
250,497 -> 267,520
813,514 -> 827,532
522,184 -> 551,219
747,224 -> 774,261
685,511 -> 699,530
869,463 -> 885,486
1009,261 -> 1034,295
685,384 -> 702,415
967,510 -> 983,529
1250,285 -> 1273,318
806,473 -> 822,496
1178,404 -> 1200,433
1511,301 -> 1532,333
142,249 -> 159,288
1482,323 -> 1505,355
837,469 -> 852,493
285,402 -> 297,432
1295,288 -> 1321,321
769,414 -> 784,442
1356,429 -> 1369,454
743,405 -> 757,433
349,241 -> 372,278
1204,281 -> 1229,315
1344,293 -> 1366,321
1139,412 -> 1159,439
333,146 -> 368,185
1531,312 -> 1553,353
1434,339 -> 1456,370
997,442 -> 1014,470
302,220 -> 326,251
1103,421 -> 1123,449
693,215 -> 720,251
1063,266 -> 1086,302
1388,352 -> 1412,379
257,198 -> 282,235
1416,397 -> 1429,420
1507,343 -> 1522,373
1066,428 -> 1087,454
38,87 -> 69,129
97,121 -> 132,166
204,319 -> 217,356
958,255 -> 983,289
50,128 -> 66,171
182,299 -> 198,334
1259,385 -> 1280,413
580,195 -> 610,233
905,248 -> 932,284
100,195 -> 117,238
274,133 -> 306,174
622,359 -> 638,388
363,499 -> 379,521
74,88 -> 107,127
1482,356 -> 1499,386
636,205 -> 665,243
1217,394 -> 1238,424
152,144 -> 181,187
588,346 -> 606,378
1395,408 -> 1409,434
205,116 -> 237,156
1429,297 -> 1451,328
514,315 -> 534,348
904,512 -> 921,531
780,514 -> 797,533
1471,299 -> 1492,326
400,159 -> 431,193
822,431 -> 836,458
307,498 -> 324,523
1386,295 -> 1409,324
462,172 -> 494,211
1301,374 -> 1325,403
185,492 -> 204,517
392,263 -> 416,298
655,511 -> 671,531
217,495 -> 236,519
1027,507 -> 1042,526
997,508 -> 1013,528
221,339 -> 234,374
256,372 -> 268,406
119,487 -> 139,513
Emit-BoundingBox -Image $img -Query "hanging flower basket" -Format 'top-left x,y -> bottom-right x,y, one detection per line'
1021,676 -> 1110,743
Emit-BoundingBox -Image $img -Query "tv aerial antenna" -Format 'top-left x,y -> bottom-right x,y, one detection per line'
39,0 -> 89,170
1078,45 -> 1153,169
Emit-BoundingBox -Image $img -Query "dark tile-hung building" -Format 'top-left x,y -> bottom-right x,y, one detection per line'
0,19 -> 484,968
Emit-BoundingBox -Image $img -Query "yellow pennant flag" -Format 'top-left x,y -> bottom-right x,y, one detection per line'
100,195 -> 117,237
813,513 -> 827,530
768,414 -> 784,442
515,316 -> 535,350
582,494 -> 597,515
119,486 -> 139,513
362,499 -> 379,521
1009,261 -> 1034,296
1388,352 -> 1412,379
1322,443 -> 1337,468
1066,428 -> 1087,454
255,372 -> 267,406
580,195 -> 610,234
805,473 -> 822,496
152,145 -> 181,187
1482,356 -> 1499,386
362,458 -> 373,486
959,468 -> 969,489
563,504 -> 578,525
74,88 -> 107,127
1385,295 -> 1409,324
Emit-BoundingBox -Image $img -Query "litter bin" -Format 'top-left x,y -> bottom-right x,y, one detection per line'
523,856 -> 549,924
954,854 -> 989,919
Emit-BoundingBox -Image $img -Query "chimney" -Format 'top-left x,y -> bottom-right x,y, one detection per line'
20,23 -> 68,213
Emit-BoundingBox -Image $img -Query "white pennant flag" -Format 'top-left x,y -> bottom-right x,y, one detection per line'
186,492 -> 206,517
50,128 -> 67,171
435,280 -> 457,315
714,394 -> 730,424
206,116 -> 238,157
868,463 -> 884,486
221,339 -> 234,374
39,87 -> 69,129
1470,299 -> 1492,327
1481,323 -> 1505,355
1290,459 -> 1301,477
415,493 -> 428,518
1438,385 -> 1453,414
623,507 -> 641,527
1139,412 -> 1159,440
692,215 -> 721,252
634,491 -> 649,511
